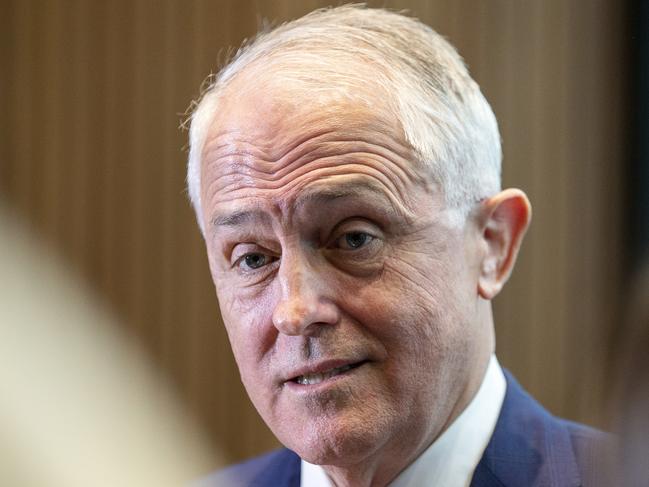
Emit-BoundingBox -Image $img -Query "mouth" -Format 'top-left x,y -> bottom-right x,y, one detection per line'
289,360 -> 367,386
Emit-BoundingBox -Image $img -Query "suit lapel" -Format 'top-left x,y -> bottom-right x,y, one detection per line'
470,371 -> 581,487
250,448 -> 301,487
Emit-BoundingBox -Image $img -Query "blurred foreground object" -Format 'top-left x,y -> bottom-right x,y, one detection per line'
614,259 -> 649,486
0,205 -> 218,487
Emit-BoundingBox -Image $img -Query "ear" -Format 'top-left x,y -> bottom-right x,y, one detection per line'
477,189 -> 532,300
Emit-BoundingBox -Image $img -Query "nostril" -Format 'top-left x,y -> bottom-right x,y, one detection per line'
271,301 -> 309,335
273,260 -> 340,334
271,296 -> 340,336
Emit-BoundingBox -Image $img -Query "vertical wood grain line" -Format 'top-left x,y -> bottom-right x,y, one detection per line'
131,0 -> 147,336
100,0 -> 118,311
160,0 -> 179,374
70,0 -> 90,274
0,0 -> 13,195
11,0 -> 34,217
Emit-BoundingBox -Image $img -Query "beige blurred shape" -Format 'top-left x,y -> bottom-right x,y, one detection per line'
0,204 -> 219,487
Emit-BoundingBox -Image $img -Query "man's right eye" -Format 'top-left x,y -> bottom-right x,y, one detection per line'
239,253 -> 271,270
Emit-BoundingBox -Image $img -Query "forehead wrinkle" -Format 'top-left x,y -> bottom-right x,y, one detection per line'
272,139 -> 419,189
204,141 -> 422,202
203,125 -> 341,169
281,174 -> 421,227
293,179 -> 415,221
204,126 -> 417,184
202,159 -> 422,228
203,99 -> 419,174
292,178 -> 387,205
262,118 -> 414,176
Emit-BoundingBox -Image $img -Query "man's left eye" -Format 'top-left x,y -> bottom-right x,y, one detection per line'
337,232 -> 374,250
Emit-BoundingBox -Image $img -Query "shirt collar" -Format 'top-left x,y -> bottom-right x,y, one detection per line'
301,355 -> 506,487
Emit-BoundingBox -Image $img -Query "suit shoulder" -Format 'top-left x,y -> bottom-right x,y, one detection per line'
560,417 -> 611,442
475,370 -> 617,487
559,417 -> 615,461
194,448 -> 301,487
560,419 -> 617,485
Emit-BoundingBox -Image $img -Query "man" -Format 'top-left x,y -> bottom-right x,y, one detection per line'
187,5 -> 611,486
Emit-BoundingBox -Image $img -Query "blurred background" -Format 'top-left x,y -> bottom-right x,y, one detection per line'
1,0 -> 647,475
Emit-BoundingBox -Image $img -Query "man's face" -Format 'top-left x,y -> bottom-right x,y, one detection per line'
200,80 -> 489,466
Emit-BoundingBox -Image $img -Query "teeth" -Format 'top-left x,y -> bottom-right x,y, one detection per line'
295,364 -> 354,385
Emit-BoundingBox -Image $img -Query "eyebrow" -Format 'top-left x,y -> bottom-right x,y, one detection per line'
212,209 -> 271,227
294,181 -> 392,209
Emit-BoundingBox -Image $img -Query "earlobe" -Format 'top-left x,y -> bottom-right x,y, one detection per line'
477,189 -> 532,300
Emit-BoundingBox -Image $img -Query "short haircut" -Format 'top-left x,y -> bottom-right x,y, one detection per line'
186,5 -> 501,233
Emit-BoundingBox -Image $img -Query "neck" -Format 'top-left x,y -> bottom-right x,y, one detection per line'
321,436 -> 426,487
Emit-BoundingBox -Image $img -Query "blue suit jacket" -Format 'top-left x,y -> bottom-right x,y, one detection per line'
200,371 -> 614,486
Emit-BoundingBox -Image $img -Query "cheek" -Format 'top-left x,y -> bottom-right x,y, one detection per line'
215,280 -> 278,371
354,255 -> 470,360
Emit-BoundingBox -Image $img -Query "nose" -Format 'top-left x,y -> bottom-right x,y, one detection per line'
271,255 -> 340,336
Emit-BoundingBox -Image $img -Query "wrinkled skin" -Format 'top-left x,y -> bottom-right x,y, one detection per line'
200,77 -> 495,487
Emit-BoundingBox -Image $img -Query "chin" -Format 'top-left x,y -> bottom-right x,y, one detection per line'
290,434 -> 380,467
275,410 -> 396,467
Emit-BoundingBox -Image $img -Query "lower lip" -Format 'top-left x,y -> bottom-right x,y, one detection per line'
284,362 -> 368,393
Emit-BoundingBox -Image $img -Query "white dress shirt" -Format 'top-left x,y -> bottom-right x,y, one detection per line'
301,355 -> 506,487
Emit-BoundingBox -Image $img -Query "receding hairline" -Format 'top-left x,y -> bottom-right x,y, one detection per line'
198,65 -> 416,177
203,49 -> 409,133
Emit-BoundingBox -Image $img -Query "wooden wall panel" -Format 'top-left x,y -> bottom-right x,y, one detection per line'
1,0 -> 626,466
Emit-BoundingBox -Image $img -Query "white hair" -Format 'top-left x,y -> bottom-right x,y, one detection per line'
186,4 -> 501,233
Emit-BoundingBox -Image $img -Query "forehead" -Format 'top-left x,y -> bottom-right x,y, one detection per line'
210,67 -> 404,149
199,75 -> 434,227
